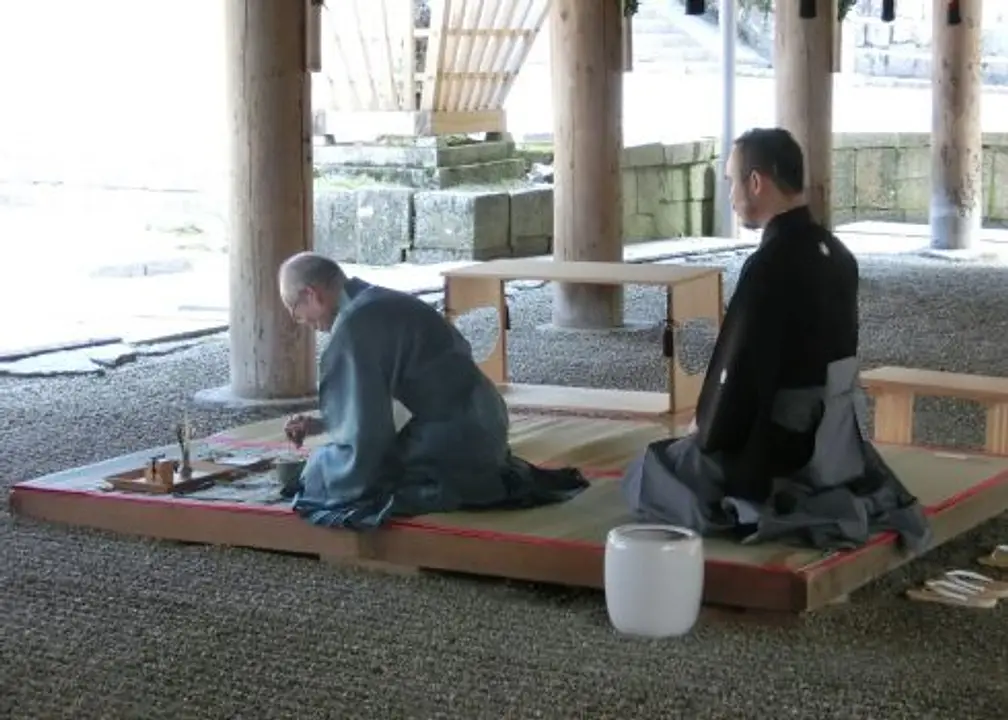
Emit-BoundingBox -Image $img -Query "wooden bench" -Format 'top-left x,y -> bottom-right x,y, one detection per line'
860,366 -> 1008,454
441,258 -> 723,420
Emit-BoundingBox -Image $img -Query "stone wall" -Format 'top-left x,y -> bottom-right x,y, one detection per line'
314,179 -> 554,265
615,133 -> 1008,243
849,0 -> 1008,83
314,133 -> 1008,266
680,0 -> 1008,85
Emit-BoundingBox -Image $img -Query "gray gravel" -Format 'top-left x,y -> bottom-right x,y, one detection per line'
2,251 -> 1008,719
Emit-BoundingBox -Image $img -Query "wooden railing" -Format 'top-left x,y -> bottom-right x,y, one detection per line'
315,0 -> 551,138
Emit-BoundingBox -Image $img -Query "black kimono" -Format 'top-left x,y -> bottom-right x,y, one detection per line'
621,206 -> 932,552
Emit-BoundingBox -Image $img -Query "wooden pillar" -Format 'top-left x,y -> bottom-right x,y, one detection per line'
549,0 -> 625,329
225,0 -> 316,399
774,0 -> 834,228
930,0 -> 983,251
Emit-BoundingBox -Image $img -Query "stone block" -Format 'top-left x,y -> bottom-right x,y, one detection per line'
509,185 -> 552,258
316,138 -> 514,170
435,158 -> 526,187
634,168 -> 662,215
438,140 -> 515,167
835,132 -> 903,151
832,149 -> 857,208
896,177 -> 930,218
654,201 -> 688,238
622,143 -> 666,169
622,170 -> 638,214
896,146 -> 930,180
624,212 -> 657,241
687,199 -> 714,236
314,186 -> 358,262
356,187 -> 413,265
991,151 -> 1008,222
688,163 -> 716,201
413,188 -> 510,256
854,207 -> 905,223
855,148 -> 898,209
664,139 -> 716,166
865,23 -> 893,49
510,236 -> 550,258
832,207 -> 857,226
406,246 -> 511,264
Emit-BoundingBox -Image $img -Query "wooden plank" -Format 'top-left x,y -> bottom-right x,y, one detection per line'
442,258 -> 721,285
499,383 -> 691,424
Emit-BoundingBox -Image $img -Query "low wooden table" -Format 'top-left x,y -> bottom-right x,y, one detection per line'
442,258 -> 723,420
861,366 -> 1008,454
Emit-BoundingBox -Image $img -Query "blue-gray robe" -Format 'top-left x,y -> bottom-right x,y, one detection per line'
293,277 -> 588,529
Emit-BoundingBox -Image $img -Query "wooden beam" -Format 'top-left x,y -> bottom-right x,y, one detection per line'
930,0 -> 984,251
549,0 -> 625,329
225,0 -> 316,400
774,0 -> 835,228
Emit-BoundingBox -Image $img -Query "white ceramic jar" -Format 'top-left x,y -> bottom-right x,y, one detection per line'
604,523 -> 704,638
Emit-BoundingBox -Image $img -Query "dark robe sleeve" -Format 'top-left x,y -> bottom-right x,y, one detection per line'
695,249 -> 787,455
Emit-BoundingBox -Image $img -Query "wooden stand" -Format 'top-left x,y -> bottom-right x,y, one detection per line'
861,366 -> 1008,455
550,0 -> 625,329
930,0 -> 984,251
225,0 -> 317,400
443,259 -> 723,418
774,0 -> 834,228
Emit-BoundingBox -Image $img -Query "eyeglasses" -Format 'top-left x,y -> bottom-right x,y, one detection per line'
284,288 -> 308,316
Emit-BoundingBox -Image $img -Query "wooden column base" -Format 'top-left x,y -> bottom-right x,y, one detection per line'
552,284 -> 624,330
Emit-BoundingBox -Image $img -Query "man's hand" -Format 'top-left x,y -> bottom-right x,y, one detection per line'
284,414 -> 324,448
687,415 -> 698,435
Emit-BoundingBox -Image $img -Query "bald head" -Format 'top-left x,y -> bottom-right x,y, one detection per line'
278,252 -> 346,305
278,252 -> 347,331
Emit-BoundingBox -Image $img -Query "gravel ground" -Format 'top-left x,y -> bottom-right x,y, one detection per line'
2,251 -> 1007,719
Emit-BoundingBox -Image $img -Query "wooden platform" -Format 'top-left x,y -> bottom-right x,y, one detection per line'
442,259 -> 723,418
9,413 -> 1008,613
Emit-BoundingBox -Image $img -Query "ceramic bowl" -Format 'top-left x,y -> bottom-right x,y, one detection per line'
274,458 -> 306,496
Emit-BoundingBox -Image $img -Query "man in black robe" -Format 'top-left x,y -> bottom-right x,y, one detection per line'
621,128 -> 932,552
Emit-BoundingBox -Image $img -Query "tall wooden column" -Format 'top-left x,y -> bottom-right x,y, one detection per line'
774,0 -> 834,228
225,0 -> 316,399
550,0 -> 624,329
930,0 -> 983,251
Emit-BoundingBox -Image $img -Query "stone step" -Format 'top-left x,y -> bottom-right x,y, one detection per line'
521,0 -> 769,73
317,158 -> 527,190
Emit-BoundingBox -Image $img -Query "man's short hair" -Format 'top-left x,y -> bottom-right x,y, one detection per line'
279,252 -> 345,296
733,127 -> 805,195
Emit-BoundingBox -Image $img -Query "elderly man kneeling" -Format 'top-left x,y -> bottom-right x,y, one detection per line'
278,251 -> 588,529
